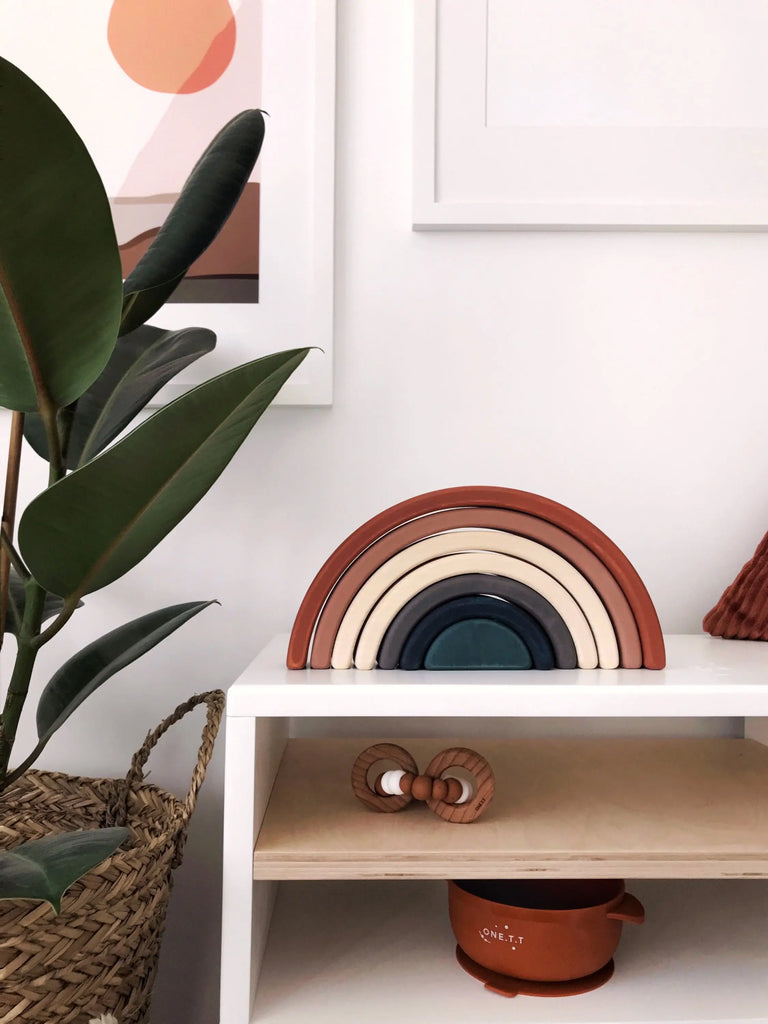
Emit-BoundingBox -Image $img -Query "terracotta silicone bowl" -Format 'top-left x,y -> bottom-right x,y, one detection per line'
448,878 -> 644,983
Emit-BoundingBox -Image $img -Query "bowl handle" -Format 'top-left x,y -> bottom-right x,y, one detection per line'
606,892 -> 645,924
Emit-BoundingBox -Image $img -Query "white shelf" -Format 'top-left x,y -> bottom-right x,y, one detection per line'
250,878 -> 768,1024
221,634 -> 768,1024
227,634 -> 768,718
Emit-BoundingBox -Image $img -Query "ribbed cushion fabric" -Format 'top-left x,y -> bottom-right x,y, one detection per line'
704,530 -> 768,639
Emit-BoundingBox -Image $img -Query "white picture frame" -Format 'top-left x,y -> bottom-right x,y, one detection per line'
157,0 -> 336,404
413,0 -> 768,229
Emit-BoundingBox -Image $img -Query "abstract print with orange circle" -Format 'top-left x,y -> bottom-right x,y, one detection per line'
107,0 -> 260,297
108,0 -> 236,94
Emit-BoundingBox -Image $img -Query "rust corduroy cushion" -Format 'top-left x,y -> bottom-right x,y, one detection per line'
703,530 -> 768,639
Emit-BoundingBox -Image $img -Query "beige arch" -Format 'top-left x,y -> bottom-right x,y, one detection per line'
332,530 -> 617,669
347,551 -> 601,670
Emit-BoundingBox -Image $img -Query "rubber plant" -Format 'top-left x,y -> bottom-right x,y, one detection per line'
0,57 -> 309,910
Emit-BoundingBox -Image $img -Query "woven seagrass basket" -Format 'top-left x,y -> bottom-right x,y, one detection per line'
0,689 -> 225,1024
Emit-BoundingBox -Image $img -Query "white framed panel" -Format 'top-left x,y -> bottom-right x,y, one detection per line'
413,0 -> 768,229
156,0 -> 336,403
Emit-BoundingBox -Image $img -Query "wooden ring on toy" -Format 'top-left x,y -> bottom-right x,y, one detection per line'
425,746 -> 495,823
350,743 -> 418,813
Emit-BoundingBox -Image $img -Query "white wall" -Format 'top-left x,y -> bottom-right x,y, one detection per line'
4,3 -> 768,1021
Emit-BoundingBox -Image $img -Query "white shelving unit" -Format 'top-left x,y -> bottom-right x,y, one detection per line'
221,634 -> 768,1024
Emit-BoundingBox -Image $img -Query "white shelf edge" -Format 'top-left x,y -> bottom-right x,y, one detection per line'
226,634 -> 768,718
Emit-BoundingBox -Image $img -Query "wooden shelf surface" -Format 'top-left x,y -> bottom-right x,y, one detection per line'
252,737 -> 768,879
228,634 -> 768,718
250,878 -> 768,1024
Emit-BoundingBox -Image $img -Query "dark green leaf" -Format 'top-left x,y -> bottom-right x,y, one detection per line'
0,58 -> 123,412
119,272 -> 187,337
36,601 -> 216,742
120,110 -> 265,332
0,828 -> 129,912
24,325 -> 217,468
18,348 -> 309,599
20,411 -> 54,463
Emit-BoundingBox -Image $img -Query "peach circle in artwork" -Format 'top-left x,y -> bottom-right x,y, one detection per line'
107,0 -> 237,94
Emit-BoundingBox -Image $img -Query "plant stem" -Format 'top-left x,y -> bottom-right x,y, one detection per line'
0,526 -> 29,581
57,404 -> 75,469
3,588 -> 23,636
0,411 -> 24,649
0,579 -> 46,785
31,596 -> 80,649
0,402 -> 65,787
41,399 -> 64,487
1,735 -> 47,788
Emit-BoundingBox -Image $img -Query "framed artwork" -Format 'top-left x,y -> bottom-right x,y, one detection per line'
2,0 -> 335,404
414,0 -> 768,229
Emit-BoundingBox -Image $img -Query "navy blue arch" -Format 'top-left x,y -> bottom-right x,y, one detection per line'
377,573 -> 576,669
398,594 -> 555,670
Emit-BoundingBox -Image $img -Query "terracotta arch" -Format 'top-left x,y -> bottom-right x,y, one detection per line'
287,486 -> 665,670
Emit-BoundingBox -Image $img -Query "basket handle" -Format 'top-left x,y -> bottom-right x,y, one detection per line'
105,691 -> 226,844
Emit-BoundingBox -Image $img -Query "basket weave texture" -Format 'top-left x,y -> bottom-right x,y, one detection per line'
0,690 -> 225,1024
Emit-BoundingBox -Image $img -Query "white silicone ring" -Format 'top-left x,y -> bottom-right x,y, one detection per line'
379,769 -> 406,796
444,775 -> 472,805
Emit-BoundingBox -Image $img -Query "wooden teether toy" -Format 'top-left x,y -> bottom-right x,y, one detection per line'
351,743 -> 494,823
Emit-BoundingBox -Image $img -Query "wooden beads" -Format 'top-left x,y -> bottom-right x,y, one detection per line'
351,743 -> 495,823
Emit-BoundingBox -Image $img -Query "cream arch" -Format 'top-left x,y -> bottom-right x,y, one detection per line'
348,551 -> 601,670
334,552 -> 605,671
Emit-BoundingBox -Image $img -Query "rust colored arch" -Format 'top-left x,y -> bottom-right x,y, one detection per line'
287,487 -> 664,670
309,508 -> 641,669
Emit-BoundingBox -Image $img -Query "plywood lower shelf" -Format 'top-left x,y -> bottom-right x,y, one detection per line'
252,737 -> 768,879
250,879 -> 768,1024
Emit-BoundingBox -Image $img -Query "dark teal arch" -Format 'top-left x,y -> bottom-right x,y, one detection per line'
424,618 -> 531,670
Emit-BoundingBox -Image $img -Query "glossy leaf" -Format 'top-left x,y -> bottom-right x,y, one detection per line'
121,110 -> 265,332
0,828 -> 129,912
119,273 -> 186,337
36,601 -> 216,743
0,58 -> 123,412
18,348 -> 309,599
23,409 -> 64,464
24,325 -> 217,468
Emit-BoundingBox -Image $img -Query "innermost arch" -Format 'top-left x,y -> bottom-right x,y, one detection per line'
424,619 -> 533,670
